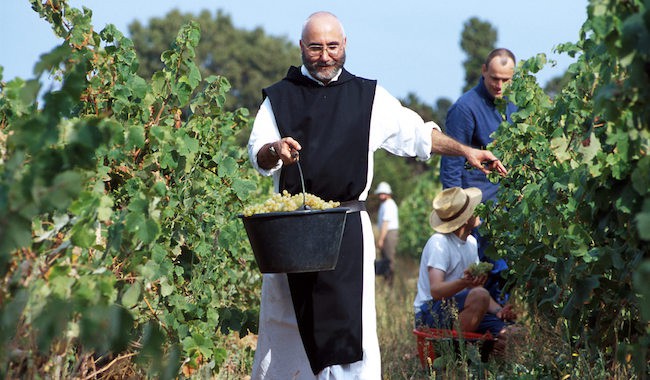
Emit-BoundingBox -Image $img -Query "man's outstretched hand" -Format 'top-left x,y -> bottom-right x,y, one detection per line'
466,148 -> 508,176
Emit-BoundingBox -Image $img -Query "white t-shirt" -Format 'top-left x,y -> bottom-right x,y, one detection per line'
377,198 -> 399,231
413,233 -> 479,314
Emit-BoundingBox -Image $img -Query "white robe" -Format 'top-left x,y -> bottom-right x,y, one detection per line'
247,68 -> 437,379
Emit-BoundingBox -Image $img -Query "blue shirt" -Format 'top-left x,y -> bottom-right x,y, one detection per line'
440,77 -> 517,202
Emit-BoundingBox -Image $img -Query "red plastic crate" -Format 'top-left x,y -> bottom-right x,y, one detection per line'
412,327 -> 495,368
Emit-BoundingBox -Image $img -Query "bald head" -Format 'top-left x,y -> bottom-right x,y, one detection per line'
481,48 -> 516,98
300,11 -> 347,84
301,12 -> 346,41
484,48 -> 516,67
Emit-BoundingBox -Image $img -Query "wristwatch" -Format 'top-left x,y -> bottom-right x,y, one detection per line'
269,144 -> 279,157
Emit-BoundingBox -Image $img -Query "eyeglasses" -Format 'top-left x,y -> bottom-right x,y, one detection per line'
303,42 -> 342,57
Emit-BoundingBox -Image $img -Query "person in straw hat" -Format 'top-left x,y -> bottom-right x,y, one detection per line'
413,187 -> 517,338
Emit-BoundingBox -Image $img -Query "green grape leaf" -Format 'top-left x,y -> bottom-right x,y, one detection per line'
127,75 -> 148,99
231,178 -> 258,201
217,156 -> 238,177
122,281 -> 142,309
127,124 -> 145,148
47,171 -> 84,210
137,218 -> 160,244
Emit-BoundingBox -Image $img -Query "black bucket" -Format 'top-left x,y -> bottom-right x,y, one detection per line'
239,207 -> 348,273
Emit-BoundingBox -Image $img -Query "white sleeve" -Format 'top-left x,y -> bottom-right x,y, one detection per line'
426,234 -> 449,273
368,85 -> 441,160
247,98 -> 283,176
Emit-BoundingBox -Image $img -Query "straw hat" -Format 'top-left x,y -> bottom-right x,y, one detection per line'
429,187 -> 482,233
374,181 -> 392,195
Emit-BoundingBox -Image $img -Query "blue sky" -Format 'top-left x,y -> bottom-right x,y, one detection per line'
1,1 -> 589,105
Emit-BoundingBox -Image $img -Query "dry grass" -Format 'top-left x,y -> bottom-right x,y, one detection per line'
375,253 -> 428,379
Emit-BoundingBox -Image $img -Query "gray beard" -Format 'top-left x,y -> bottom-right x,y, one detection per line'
302,51 -> 347,83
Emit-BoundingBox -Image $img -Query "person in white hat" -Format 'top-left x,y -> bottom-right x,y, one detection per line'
413,187 -> 517,338
374,182 -> 398,284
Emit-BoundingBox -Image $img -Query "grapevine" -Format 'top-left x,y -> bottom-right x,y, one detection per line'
0,2 -> 260,378
479,0 -> 650,375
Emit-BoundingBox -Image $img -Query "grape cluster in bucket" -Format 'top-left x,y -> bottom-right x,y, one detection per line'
243,190 -> 340,216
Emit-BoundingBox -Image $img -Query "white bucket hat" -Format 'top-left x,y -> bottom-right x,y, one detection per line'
429,187 -> 482,233
374,181 -> 392,195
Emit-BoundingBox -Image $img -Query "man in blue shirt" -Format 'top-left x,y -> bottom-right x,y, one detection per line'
440,48 -> 517,304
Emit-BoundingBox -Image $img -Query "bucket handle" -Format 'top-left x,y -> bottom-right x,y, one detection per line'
292,151 -> 310,210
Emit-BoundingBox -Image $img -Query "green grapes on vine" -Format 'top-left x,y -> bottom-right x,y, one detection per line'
242,190 -> 341,216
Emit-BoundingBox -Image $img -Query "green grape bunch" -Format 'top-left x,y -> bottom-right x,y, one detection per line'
242,190 -> 341,216
466,262 -> 494,277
